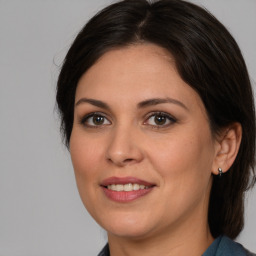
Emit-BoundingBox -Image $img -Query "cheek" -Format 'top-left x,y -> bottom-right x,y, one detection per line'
70,132 -> 102,175
69,132 -> 107,218
147,128 -> 215,195
147,133 -> 214,223
69,132 -> 104,198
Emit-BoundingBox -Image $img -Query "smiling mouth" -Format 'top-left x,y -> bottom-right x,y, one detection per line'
106,183 -> 152,191
101,177 -> 156,202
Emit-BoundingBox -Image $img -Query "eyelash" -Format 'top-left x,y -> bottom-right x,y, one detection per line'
79,111 -> 177,129
79,112 -> 111,128
144,111 -> 177,128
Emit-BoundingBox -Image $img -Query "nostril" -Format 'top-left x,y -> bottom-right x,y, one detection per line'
107,157 -> 136,166
124,158 -> 134,162
122,158 -> 137,165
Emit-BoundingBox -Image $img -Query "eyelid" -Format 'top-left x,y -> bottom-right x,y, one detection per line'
143,111 -> 177,127
79,112 -> 112,127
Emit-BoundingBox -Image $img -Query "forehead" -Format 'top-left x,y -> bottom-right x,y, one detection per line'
75,44 -> 204,112
78,44 -> 174,87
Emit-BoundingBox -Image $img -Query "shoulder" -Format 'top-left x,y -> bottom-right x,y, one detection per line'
204,236 -> 255,256
220,236 -> 255,256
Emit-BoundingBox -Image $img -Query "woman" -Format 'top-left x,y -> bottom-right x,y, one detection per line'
56,0 -> 255,255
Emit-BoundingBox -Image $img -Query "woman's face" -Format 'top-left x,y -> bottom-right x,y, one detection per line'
70,44 -> 219,239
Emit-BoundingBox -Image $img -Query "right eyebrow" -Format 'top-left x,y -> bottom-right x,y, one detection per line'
75,98 -> 111,110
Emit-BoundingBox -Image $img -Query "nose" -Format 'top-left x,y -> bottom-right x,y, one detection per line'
106,125 -> 144,167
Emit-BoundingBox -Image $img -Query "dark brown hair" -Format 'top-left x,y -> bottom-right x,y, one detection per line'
56,0 -> 255,239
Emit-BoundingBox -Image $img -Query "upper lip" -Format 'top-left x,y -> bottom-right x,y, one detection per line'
101,176 -> 155,187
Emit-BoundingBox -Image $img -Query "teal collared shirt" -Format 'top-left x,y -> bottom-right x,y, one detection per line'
203,236 -> 248,256
98,236 -> 255,256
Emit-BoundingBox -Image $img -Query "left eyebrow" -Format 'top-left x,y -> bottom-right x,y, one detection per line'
137,97 -> 188,110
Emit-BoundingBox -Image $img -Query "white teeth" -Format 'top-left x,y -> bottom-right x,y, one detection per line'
107,183 -> 150,191
124,183 -> 133,191
110,184 -> 116,191
115,184 -> 123,191
133,184 -> 140,190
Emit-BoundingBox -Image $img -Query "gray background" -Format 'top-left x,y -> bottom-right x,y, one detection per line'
0,0 -> 255,255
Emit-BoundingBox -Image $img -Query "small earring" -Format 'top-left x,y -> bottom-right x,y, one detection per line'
218,167 -> 223,177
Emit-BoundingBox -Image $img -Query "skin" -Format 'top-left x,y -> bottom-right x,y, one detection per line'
69,44 -> 242,256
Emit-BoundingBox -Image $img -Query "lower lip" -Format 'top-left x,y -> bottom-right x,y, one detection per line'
102,187 -> 154,202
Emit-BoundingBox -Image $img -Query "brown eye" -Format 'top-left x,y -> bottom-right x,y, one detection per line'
81,113 -> 111,127
93,115 -> 105,125
154,115 -> 167,125
145,112 -> 176,127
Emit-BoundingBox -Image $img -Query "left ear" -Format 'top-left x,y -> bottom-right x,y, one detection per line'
212,122 -> 242,175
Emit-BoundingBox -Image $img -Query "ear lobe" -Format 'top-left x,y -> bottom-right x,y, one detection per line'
212,122 -> 242,175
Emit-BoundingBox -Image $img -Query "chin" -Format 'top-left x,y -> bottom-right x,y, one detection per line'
98,212 -> 157,239
107,224 -> 153,239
